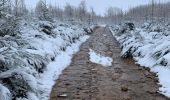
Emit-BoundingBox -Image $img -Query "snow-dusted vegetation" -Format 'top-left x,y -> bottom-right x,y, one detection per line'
110,21 -> 170,97
0,19 -> 89,100
0,0 -> 94,99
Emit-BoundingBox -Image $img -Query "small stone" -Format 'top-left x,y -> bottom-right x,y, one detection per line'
65,83 -> 70,86
103,34 -> 107,37
144,71 -> 150,76
58,94 -> 68,98
154,78 -> 159,82
146,75 -> 153,79
91,68 -> 97,71
146,88 -> 157,94
145,67 -> 150,71
76,87 -> 83,90
138,67 -> 143,70
124,96 -> 131,100
83,72 -> 88,74
121,86 -> 128,92
108,51 -> 112,55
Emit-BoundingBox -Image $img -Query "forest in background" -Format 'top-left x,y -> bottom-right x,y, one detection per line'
0,0 -> 170,37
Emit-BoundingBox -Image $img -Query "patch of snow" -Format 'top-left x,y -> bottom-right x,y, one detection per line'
0,84 -> 11,100
152,66 -> 170,97
0,47 -> 8,52
103,34 -> 107,37
89,49 -> 113,67
99,24 -> 107,27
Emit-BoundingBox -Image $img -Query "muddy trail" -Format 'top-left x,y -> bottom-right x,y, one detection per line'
50,27 -> 169,100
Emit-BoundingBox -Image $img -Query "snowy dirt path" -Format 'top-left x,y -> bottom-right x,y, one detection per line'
50,27 -> 169,100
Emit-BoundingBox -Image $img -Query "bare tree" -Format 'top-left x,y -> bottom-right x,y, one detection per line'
90,7 -> 96,24
151,0 -> 155,22
13,0 -> 27,17
78,0 -> 87,21
14,0 -> 19,17
105,6 -> 123,24
19,0 -> 28,16
48,3 -> 55,18
64,3 -> 74,19
55,6 -> 63,20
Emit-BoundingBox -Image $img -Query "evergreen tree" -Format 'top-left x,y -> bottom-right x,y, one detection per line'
35,0 -> 52,21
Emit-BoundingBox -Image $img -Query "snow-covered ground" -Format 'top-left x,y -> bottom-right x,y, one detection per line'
89,49 -> 113,67
110,22 -> 170,98
0,19 -> 89,100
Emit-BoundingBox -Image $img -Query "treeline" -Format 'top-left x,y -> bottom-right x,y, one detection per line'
125,2 -> 170,22
0,0 -> 117,37
107,1 -> 170,24
0,0 -> 99,37
34,0 -> 102,25
0,0 -> 170,37
0,0 -> 96,21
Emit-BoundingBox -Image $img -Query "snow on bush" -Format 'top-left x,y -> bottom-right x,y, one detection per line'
0,20 -> 88,100
0,84 -> 11,100
111,22 -> 170,98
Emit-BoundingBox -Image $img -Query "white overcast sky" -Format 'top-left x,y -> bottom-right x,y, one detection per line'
25,0 -> 170,15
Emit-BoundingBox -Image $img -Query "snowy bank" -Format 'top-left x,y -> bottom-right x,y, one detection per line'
37,36 -> 89,100
0,20 -> 89,100
110,22 -> 170,98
